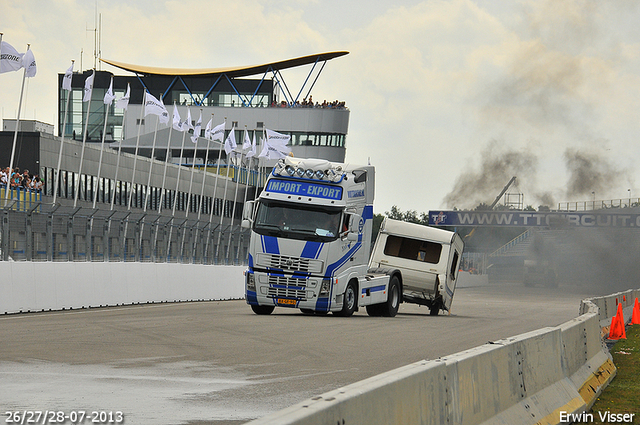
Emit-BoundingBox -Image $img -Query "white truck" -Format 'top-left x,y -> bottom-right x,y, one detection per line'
242,157 -> 464,317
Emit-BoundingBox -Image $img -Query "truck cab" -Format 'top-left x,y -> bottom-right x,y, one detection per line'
243,157 -> 375,316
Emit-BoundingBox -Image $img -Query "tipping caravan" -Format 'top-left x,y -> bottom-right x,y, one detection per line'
242,157 -> 464,317
369,218 -> 464,315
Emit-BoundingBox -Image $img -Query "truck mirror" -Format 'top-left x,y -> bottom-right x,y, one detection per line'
241,219 -> 252,229
346,232 -> 359,241
347,213 -> 362,234
242,200 -> 255,222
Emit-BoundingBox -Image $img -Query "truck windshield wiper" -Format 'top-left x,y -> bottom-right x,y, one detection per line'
255,223 -> 282,231
288,227 -> 318,236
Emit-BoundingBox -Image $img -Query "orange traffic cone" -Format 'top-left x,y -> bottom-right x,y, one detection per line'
632,298 -> 640,325
608,303 -> 626,340
623,295 -> 627,302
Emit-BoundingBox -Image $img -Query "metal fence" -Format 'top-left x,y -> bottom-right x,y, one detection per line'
557,197 -> 640,211
0,203 -> 251,265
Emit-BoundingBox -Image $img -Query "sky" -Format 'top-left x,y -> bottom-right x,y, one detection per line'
2,0 -> 640,215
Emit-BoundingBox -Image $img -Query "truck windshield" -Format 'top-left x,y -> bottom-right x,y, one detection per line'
253,200 -> 343,242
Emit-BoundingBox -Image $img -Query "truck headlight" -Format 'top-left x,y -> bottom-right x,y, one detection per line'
319,280 -> 331,296
247,273 -> 256,291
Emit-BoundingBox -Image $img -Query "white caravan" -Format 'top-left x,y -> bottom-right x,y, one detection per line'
369,218 -> 464,315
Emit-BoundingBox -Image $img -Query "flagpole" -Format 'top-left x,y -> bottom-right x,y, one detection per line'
237,134 -> 255,261
207,118 -> 226,224
197,114 -> 214,221
143,115 -> 160,212
157,103 -> 176,214
5,44 -> 29,207
127,91 -> 147,210
74,68 -> 95,208
110,109 -> 126,210
167,122 -> 187,261
215,145 -> 233,264
92,77 -> 113,208
185,109 -> 202,217
204,118 -> 226,261
226,150 -> 243,264
193,115 -> 214,263
53,61 -> 74,205
110,84 -> 129,210
171,129 -> 188,216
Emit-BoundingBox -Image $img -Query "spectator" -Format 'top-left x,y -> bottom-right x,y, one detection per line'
10,168 -> 22,188
21,169 -> 31,190
0,167 -> 8,186
32,175 -> 43,192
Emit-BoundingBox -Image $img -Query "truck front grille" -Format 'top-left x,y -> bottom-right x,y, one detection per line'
257,253 -> 323,274
267,276 -> 308,300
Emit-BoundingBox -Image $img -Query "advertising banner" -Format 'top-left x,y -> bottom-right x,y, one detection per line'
429,210 -> 640,228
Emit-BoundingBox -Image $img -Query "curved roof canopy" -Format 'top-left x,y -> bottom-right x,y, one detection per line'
100,51 -> 349,77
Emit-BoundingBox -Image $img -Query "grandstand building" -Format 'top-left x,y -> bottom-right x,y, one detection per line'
0,52 -> 350,263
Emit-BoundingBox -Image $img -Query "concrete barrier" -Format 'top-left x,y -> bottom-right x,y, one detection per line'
0,261 -> 246,314
247,289 -> 638,425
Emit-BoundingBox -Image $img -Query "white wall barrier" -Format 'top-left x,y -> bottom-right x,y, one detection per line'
0,261 -> 246,314
248,289 -> 640,425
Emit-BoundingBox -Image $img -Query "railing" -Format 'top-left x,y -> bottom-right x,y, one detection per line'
558,197 -> 640,211
0,186 -> 42,212
0,203 -> 250,265
489,228 -> 532,257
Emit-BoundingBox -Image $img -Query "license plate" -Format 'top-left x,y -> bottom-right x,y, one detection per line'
277,298 -> 297,306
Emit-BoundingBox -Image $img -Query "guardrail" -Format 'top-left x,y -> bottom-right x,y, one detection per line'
0,204 -> 249,265
247,290 -> 639,425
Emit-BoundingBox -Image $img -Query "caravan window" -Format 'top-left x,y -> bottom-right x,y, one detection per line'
384,235 -> 442,264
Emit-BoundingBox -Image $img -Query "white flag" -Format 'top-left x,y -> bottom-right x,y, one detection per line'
144,91 -> 169,124
184,108 -> 194,131
247,132 -> 257,158
262,137 -> 291,159
258,137 -> 269,158
0,41 -> 24,73
224,126 -> 237,155
23,49 -> 36,78
83,71 -> 94,102
172,104 -> 183,131
62,63 -> 74,91
104,77 -> 116,105
242,128 -> 252,150
115,83 -> 130,110
210,121 -> 225,142
265,128 -> 291,147
190,111 -> 202,143
158,96 -> 169,125
204,117 -> 213,140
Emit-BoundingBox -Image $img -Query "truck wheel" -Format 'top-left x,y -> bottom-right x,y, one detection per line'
251,305 -> 275,315
429,304 -> 439,316
300,308 -> 315,315
382,276 -> 400,317
366,304 -> 383,316
334,281 -> 357,317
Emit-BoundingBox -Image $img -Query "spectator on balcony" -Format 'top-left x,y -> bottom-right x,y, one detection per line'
0,168 -> 8,186
10,168 -> 22,189
31,175 -> 43,192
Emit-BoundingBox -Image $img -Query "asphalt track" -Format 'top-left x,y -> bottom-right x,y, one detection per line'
0,281 -> 606,425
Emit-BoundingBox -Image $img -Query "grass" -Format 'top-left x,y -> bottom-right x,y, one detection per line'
589,324 -> 640,424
